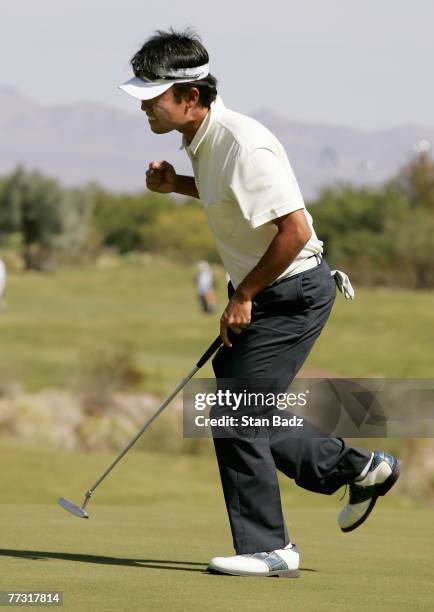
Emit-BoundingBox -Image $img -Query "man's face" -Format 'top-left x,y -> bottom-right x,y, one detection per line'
141,88 -> 187,134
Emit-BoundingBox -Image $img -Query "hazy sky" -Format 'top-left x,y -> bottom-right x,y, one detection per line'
2,0 -> 433,129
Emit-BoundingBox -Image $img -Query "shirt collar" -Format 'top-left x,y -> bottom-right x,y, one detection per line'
180,96 -> 224,155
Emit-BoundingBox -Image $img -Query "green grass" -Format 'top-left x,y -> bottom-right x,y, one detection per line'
0,440 -> 432,612
1,255 -> 434,393
1,258 -> 433,609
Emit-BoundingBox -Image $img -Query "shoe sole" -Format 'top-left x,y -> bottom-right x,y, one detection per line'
341,459 -> 401,533
207,566 -> 300,578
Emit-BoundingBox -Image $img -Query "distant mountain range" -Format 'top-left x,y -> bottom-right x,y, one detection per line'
1,86 -> 432,199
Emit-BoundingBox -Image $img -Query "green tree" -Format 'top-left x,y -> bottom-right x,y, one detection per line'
142,203 -> 218,263
390,152 -> 434,210
311,183 -> 412,285
383,153 -> 434,287
0,167 -> 95,269
91,188 -> 172,253
53,184 -> 98,263
0,167 -> 65,269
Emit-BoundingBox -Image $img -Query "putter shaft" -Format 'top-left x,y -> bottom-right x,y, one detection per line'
77,336 -> 222,506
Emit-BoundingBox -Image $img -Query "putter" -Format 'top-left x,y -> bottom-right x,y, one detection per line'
58,335 -> 222,519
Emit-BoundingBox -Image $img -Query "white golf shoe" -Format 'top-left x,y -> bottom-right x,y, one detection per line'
208,543 -> 300,578
338,450 -> 401,532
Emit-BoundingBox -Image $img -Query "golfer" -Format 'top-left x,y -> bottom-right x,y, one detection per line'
119,28 -> 401,578
196,260 -> 216,313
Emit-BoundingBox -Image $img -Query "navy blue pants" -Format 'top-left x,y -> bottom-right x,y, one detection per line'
211,259 -> 371,554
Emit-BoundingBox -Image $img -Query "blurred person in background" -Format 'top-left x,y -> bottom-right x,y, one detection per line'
196,260 -> 216,313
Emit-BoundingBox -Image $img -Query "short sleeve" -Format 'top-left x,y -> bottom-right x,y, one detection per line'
227,147 -> 305,229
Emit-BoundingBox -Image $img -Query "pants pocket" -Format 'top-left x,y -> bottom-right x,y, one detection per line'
253,278 -> 303,316
298,266 -> 336,310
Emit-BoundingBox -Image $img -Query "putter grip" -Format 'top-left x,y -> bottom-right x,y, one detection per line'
196,336 -> 222,368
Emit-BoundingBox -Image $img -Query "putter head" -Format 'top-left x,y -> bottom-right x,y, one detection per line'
58,497 -> 89,519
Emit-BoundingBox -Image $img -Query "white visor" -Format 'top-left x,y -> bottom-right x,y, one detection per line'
118,63 -> 209,100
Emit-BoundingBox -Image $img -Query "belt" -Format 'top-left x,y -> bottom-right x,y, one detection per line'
293,252 -> 323,274
271,253 -> 323,286
271,255 -> 355,299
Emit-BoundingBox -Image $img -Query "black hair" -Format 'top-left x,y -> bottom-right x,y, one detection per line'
130,28 -> 217,107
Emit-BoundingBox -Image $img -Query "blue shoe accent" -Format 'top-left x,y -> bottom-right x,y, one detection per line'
251,551 -> 288,572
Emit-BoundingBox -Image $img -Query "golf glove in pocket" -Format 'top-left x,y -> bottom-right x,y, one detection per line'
331,270 -> 355,300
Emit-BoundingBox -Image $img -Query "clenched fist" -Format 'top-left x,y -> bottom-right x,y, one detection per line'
146,161 -> 177,194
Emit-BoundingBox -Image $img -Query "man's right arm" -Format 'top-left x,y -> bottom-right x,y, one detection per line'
174,175 -> 199,199
146,161 -> 199,199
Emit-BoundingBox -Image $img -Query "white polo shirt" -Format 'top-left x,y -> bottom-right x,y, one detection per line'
181,96 -> 323,288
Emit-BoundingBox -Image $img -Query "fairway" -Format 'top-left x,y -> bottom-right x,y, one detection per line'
2,256 -> 434,393
1,440 -> 433,612
2,256 -> 434,610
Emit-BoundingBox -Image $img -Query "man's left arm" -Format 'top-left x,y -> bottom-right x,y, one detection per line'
220,209 -> 312,347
